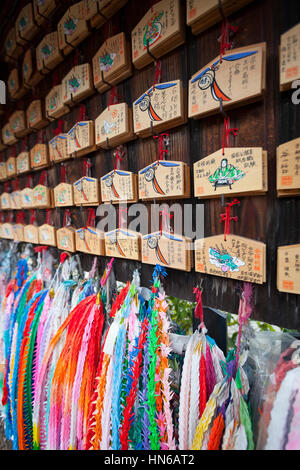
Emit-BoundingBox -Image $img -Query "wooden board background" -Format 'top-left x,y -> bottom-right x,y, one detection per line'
0,0 -> 300,329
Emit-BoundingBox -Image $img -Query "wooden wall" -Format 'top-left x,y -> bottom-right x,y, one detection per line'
0,0 -> 299,329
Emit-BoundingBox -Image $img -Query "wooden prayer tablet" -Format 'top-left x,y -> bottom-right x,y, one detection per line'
49,134 -> 69,163
22,48 -> 43,89
2,223 -> 14,240
8,68 -> 26,101
0,163 -> 7,181
92,32 -> 132,93
95,103 -> 135,148
9,111 -> 29,139
142,231 -> 193,271
33,0 -> 58,25
0,193 -> 11,210
277,137 -> 300,197
13,223 -> 25,242
131,0 -> 185,70
75,226 -> 105,255
100,170 -> 138,204
15,3 -> 39,45
133,79 -> 186,137
2,123 -> 18,146
10,191 -> 23,210
139,160 -> 190,200
54,183 -> 74,207
4,27 -> 22,63
27,100 -> 49,131
17,152 -> 31,175
21,187 -> 34,209
36,32 -> 63,73
38,224 -> 57,247
33,185 -> 52,209
86,0 -> 128,29
46,85 -> 70,120
189,43 -> 266,119
56,226 -> 76,252
30,144 -> 49,170
0,224 -> 3,238
62,64 -> 94,106
195,234 -> 266,285
57,2 -> 90,55
23,224 -> 39,244
6,157 -> 16,178
73,176 -> 100,206
280,23 -> 300,91
277,244 -> 300,295
104,228 -> 141,261
186,0 -> 254,35
67,121 -> 96,157
194,148 -> 267,199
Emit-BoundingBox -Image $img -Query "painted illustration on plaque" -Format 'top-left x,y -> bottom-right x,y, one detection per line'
100,52 -> 117,72
191,51 -> 258,104
208,158 -> 245,190
209,246 -> 245,273
41,44 -> 52,60
64,16 -> 79,36
144,232 -> 183,265
102,170 -> 130,199
140,161 -> 180,195
134,82 -> 177,121
107,229 -> 136,257
68,75 -> 81,94
143,11 -> 164,48
101,120 -> 117,136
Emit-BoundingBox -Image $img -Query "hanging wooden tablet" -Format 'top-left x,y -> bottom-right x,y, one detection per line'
39,224 -> 57,247
2,123 -> 18,147
0,193 -> 11,211
22,48 -> 43,89
9,111 -> 29,139
4,27 -> 22,63
49,134 -> 69,162
0,163 -> 7,181
86,0 -> 128,29
21,187 -> 34,209
62,64 -> 94,106
101,170 -> 138,203
8,69 -> 26,100
33,185 -> 52,208
133,80 -> 186,137
277,137 -> 300,197
67,121 -> 96,157
24,224 -> 39,244
46,85 -> 70,120
10,191 -> 23,210
30,143 -> 49,170
54,183 -> 74,207
36,32 -> 63,73
16,152 -> 31,175
57,1 -> 90,55
27,100 -> 49,130
92,32 -> 132,93
73,176 -> 100,205
56,226 -> 76,252
6,157 -> 16,178
186,0 -> 254,35
15,3 -> 39,45
2,223 -> 14,240
131,0 -> 185,70
95,103 -> 135,148
277,244 -> 300,295
189,43 -> 266,119
139,160 -> 190,200
142,231 -> 192,271
13,223 -> 25,242
195,234 -> 266,284
33,0 -> 58,25
280,23 -> 300,91
105,228 -> 141,261
194,147 -> 267,199
75,226 -> 105,255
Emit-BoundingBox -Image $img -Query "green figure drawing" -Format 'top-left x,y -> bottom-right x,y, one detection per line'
100,53 -> 116,72
68,76 -> 81,94
143,11 -> 164,48
64,17 -> 79,35
41,45 -> 52,60
208,158 -> 245,191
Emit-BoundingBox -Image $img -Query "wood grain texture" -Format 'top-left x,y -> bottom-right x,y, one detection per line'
0,0 -> 299,328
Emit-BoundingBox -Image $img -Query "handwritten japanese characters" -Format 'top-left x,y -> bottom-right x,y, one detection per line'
105,229 -> 141,261
142,231 -> 192,271
277,137 -> 300,197
49,134 -> 69,163
277,244 -> 300,294
95,103 -> 135,148
62,64 -> 94,106
101,170 -> 138,203
75,227 -> 105,256
67,121 -> 95,157
280,23 -> 300,91
73,177 -> 100,206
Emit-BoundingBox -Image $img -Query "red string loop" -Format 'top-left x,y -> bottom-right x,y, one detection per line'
54,119 -> 64,136
113,149 -> 123,173
79,104 -> 87,121
159,208 -> 173,236
16,211 -> 25,224
63,209 -> 71,227
193,287 -> 204,326
39,170 -> 47,185
60,164 -> 66,183
30,209 -> 36,225
83,158 -> 92,177
219,20 -> 239,63
153,59 -> 162,91
22,136 -> 28,152
222,117 -> 238,155
45,209 -> 51,225
118,206 -> 128,229
86,208 -> 96,228
220,198 -> 240,241
108,86 -> 119,110
153,133 -> 169,165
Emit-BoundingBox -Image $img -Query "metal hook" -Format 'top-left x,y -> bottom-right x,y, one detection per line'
101,70 -> 113,89
219,98 -> 227,118
64,34 -> 76,50
218,0 -> 227,22
106,137 -> 113,150
146,39 -> 158,62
